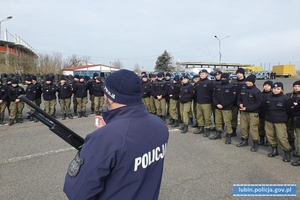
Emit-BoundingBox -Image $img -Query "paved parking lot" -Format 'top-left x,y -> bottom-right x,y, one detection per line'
1,78 -> 300,199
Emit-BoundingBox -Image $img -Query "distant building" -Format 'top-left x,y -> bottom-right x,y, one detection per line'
63,64 -> 119,80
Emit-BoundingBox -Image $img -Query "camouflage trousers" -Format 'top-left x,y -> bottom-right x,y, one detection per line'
9,101 -> 25,120
59,98 -> 71,115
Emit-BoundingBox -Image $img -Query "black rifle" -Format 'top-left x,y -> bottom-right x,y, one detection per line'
19,95 -> 84,150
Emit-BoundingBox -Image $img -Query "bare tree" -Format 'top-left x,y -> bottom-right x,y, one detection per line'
133,63 -> 142,74
63,54 -> 91,68
112,60 -> 124,69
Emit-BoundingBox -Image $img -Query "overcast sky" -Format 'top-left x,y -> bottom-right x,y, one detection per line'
2,0 -> 300,71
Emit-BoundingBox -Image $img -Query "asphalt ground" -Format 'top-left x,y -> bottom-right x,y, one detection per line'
1,78 -> 300,200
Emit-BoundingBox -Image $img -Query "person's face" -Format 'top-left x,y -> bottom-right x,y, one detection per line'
79,78 -> 84,82
215,74 -> 221,80
157,77 -> 163,81
60,80 -> 66,85
193,77 -> 200,83
245,81 -> 253,87
142,77 -> 148,82
151,77 -> 156,81
165,76 -> 170,80
293,85 -> 300,92
200,72 -> 208,80
46,81 -> 51,84
182,78 -> 189,84
264,84 -> 271,92
32,80 -> 36,84
74,78 -> 79,82
12,83 -> 18,87
272,87 -> 283,95
26,81 -> 31,85
94,76 -> 98,80
237,73 -> 244,80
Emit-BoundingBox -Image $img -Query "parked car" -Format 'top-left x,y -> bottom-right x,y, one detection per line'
253,72 -> 269,80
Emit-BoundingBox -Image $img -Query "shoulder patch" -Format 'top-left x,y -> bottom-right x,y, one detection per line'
67,153 -> 84,177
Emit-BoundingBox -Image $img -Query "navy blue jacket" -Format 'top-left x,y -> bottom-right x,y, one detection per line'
237,85 -> 263,113
212,81 -> 236,110
179,83 -> 195,103
265,92 -> 294,123
142,80 -> 151,98
0,84 -> 8,101
169,82 -> 181,100
64,103 -> 169,200
42,83 -> 57,101
151,80 -> 168,99
58,83 -> 73,99
8,85 -> 25,102
231,78 -> 246,106
73,82 -> 88,98
259,90 -> 273,118
25,83 -> 38,101
194,78 -> 214,104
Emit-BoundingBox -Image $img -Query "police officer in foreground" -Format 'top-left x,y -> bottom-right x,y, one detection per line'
64,69 -> 169,200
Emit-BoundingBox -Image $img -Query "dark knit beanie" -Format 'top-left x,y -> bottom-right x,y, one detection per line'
26,77 -> 32,82
236,68 -> 245,75
263,80 -> 273,86
103,69 -> 142,105
174,75 -> 180,81
199,69 -> 208,74
157,72 -> 164,78
215,70 -> 222,75
60,77 -> 66,81
183,76 -> 190,80
32,75 -> 37,81
6,77 -> 12,82
166,72 -> 171,77
93,73 -> 99,78
245,75 -> 256,84
273,82 -> 283,89
141,75 -> 148,79
293,80 -> 300,86
46,77 -> 52,82
221,73 -> 230,79
96,77 -> 102,81
12,79 -> 19,84
193,75 -> 200,79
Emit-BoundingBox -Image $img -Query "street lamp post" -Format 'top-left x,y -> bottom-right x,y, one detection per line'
0,16 -> 13,40
214,35 -> 230,65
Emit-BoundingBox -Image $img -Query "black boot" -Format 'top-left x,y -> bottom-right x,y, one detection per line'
78,112 -> 83,118
268,146 -> 279,157
264,137 -> 270,146
236,138 -> 248,147
209,131 -> 222,140
68,114 -> 73,119
171,120 -> 179,127
291,158 -> 300,166
74,110 -> 78,116
193,126 -> 204,134
203,128 -> 210,137
258,136 -> 264,145
210,127 -> 216,131
167,118 -> 175,125
231,127 -> 237,137
90,110 -> 94,114
191,121 -> 198,128
181,125 -> 188,134
188,118 -> 193,125
289,140 -> 296,151
8,119 -> 14,126
225,133 -> 232,144
18,118 -> 23,123
251,140 -> 259,152
82,112 -> 88,117
283,151 -> 291,162
0,119 -> 4,125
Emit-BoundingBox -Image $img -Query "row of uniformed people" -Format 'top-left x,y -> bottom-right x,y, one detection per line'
0,73 -> 105,126
141,69 -> 300,166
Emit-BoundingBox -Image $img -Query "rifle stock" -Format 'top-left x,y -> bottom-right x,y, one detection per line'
19,95 -> 84,150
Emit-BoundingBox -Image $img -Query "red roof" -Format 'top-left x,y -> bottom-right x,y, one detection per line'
63,64 -> 118,71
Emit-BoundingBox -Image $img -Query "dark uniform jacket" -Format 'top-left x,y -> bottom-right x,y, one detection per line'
42,83 -> 57,101
164,79 -> 172,99
169,82 -> 181,101
64,103 -> 169,200
87,80 -> 96,96
73,82 -> 88,98
212,81 -> 236,110
91,82 -> 104,97
142,80 -> 151,98
265,92 -> 294,123
151,80 -> 167,99
194,78 -> 214,104
0,84 -> 8,101
237,85 -> 263,113
231,78 -> 246,106
34,82 -> 42,100
286,92 -> 300,117
58,83 -> 73,99
8,85 -> 25,102
26,83 -> 38,101
179,83 -> 195,103
259,90 -> 273,118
